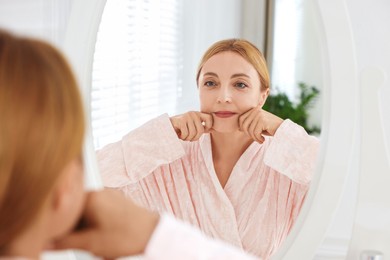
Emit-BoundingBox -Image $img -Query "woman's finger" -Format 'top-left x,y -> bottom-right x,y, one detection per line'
188,112 -> 201,141
241,108 -> 258,137
248,115 -> 260,141
199,112 -> 213,132
193,120 -> 204,141
256,132 -> 265,143
53,230 -> 95,252
170,111 -> 214,141
238,109 -> 251,131
179,120 -> 189,140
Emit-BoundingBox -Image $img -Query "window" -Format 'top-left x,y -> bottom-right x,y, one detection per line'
91,0 -> 183,149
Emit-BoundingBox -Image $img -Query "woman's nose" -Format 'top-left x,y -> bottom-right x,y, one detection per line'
216,87 -> 232,103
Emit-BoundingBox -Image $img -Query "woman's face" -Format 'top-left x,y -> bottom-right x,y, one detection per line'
198,51 -> 268,133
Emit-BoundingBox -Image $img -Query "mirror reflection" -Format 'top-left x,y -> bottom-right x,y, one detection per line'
91,0 -> 322,258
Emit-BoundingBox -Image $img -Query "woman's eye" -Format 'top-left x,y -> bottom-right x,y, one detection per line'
204,81 -> 216,87
235,82 -> 247,89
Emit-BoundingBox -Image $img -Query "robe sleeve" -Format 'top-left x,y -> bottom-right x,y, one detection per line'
263,119 -> 320,185
96,114 -> 185,187
144,214 -> 259,260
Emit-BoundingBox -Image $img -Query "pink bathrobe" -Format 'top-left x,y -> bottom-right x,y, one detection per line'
97,114 -> 319,259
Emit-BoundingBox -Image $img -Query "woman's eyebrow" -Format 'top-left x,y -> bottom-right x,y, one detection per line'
231,73 -> 250,79
203,72 -> 218,77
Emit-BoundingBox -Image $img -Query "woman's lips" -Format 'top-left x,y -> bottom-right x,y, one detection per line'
214,111 -> 237,118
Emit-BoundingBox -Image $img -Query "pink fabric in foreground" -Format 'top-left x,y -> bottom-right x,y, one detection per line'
145,213 -> 258,260
97,114 -> 319,259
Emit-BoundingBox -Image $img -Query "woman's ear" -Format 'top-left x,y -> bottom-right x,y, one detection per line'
46,159 -> 85,239
258,88 -> 270,107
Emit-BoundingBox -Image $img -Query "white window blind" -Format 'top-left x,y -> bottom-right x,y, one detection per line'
91,0 -> 183,149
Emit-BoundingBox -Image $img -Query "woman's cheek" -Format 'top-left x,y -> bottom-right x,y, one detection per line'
199,97 -> 213,113
237,97 -> 262,112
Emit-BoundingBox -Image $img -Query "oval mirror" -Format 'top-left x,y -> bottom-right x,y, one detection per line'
63,0 -> 357,258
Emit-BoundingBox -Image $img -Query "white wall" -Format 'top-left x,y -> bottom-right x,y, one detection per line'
180,0 -> 242,112
0,0 -> 72,48
317,0 -> 390,259
240,0 -> 268,52
346,0 -> 390,258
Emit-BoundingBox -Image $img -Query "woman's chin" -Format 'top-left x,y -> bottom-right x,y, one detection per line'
212,119 -> 239,133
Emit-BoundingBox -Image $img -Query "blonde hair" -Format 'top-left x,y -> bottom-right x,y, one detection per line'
196,39 -> 270,91
0,30 -> 85,251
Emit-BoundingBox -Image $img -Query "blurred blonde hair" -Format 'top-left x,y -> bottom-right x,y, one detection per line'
0,30 -> 85,251
196,38 -> 270,92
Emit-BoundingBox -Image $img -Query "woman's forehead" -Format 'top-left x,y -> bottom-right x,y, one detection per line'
200,51 -> 258,79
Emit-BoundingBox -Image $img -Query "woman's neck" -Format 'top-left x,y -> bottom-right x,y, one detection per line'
209,130 -> 253,188
210,130 -> 253,160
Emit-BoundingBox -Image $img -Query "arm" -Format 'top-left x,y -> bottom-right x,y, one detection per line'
238,107 -> 319,184
264,119 -> 320,184
96,114 -> 185,187
52,190 -> 259,260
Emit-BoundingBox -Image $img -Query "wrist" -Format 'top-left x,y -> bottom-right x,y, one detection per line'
264,110 -> 283,136
271,117 -> 284,135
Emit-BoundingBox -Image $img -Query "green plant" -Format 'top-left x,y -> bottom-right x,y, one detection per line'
263,82 -> 321,134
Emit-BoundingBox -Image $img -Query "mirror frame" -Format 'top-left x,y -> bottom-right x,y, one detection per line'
62,0 -> 358,258
272,0 -> 358,258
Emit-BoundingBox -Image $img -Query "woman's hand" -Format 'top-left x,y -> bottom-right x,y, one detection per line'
52,190 -> 159,258
170,111 -> 213,141
238,106 -> 283,143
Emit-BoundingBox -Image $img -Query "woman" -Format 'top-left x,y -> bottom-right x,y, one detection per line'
0,30 -> 257,260
98,39 -> 320,258
0,28 -> 87,257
